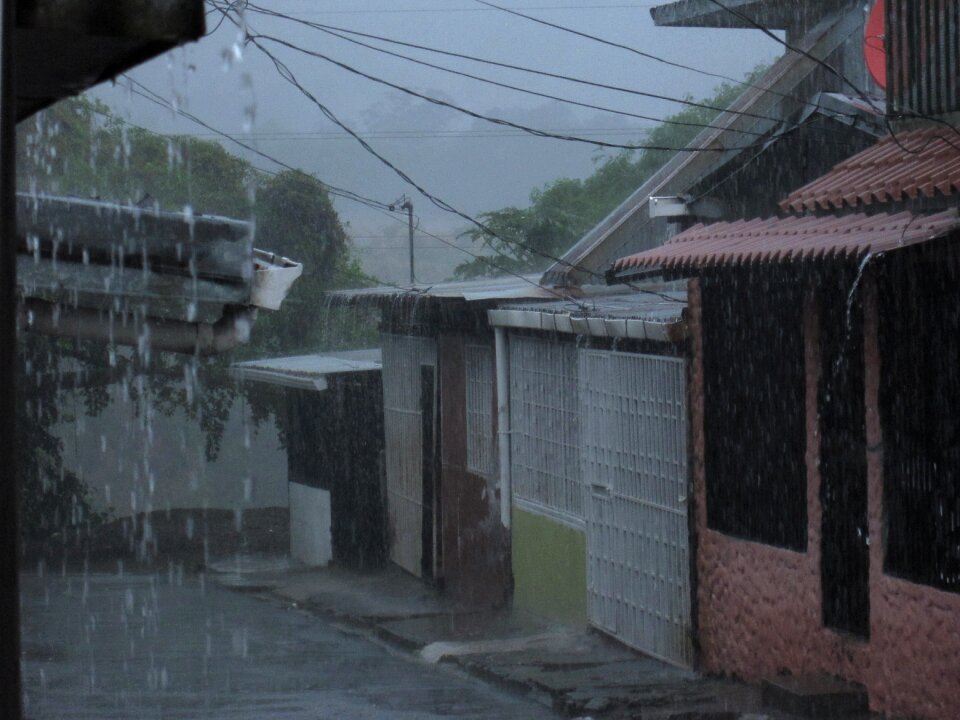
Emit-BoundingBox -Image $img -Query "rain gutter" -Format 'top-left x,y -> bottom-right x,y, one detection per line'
487,306 -> 688,344
19,298 -> 258,356
494,326 -> 512,529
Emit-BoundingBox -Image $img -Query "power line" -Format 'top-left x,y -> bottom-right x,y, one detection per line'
226,1 -> 786,125
241,6 -> 770,139
251,31 -> 784,153
228,22 -> 682,300
475,0 -> 812,110
242,3 -> 660,15
228,0 -> 889,147
120,76 -> 396,212
178,126 -> 658,140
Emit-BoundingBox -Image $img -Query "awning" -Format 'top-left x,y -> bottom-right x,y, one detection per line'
780,127 -> 960,213
611,209 -> 960,274
231,349 -> 382,392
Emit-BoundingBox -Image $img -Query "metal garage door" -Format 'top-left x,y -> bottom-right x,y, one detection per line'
579,350 -> 692,666
381,333 -> 437,577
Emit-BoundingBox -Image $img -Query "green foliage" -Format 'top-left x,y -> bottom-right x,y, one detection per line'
18,96 -> 253,217
234,169 -> 379,357
16,98 -> 379,540
17,335 -> 113,544
455,67 -> 766,278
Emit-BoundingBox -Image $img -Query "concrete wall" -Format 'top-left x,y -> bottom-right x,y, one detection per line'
59,387 -> 287,515
511,506 -> 586,626
288,482 -> 331,566
689,275 -> 960,720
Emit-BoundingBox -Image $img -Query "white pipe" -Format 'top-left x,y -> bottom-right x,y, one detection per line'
495,326 -> 512,529
19,298 -> 257,356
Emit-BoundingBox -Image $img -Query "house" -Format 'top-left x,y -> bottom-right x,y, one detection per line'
544,0 -> 887,290
464,0 -> 892,664
605,0 -> 960,709
611,127 -> 960,720
231,350 -> 386,569
331,276 -> 558,606
487,291 -> 693,664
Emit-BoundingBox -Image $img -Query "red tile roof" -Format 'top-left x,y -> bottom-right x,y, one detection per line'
612,210 -> 960,273
780,127 -> 960,212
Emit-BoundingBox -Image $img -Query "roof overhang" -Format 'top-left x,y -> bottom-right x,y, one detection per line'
649,0 -> 835,30
16,0 -> 205,120
781,126 -> 960,213
16,194 -> 303,353
611,209 -> 960,278
488,290 -> 688,344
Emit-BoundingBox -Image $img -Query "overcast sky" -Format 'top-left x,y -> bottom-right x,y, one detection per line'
91,1 -> 783,282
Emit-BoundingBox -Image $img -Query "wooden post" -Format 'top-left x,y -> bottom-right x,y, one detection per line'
0,0 -> 21,716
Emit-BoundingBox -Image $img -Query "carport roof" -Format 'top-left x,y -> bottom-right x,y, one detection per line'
231,349 -> 382,392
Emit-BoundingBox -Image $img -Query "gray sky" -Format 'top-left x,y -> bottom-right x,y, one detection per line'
92,1 -> 783,282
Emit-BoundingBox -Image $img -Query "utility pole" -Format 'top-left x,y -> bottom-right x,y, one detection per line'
0,0 -> 21,716
401,199 -> 414,284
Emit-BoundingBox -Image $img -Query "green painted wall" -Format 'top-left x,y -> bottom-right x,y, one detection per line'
511,506 -> 587,625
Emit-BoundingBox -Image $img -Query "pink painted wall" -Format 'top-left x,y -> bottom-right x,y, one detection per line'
688,275 -> 960,720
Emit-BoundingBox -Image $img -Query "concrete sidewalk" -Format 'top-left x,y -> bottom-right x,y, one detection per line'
209,559 -> 862,720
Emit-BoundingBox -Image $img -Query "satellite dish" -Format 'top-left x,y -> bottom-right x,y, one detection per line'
865,0 -> 887,89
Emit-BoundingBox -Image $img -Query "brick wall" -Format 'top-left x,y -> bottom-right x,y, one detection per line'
689,274 -> 960,720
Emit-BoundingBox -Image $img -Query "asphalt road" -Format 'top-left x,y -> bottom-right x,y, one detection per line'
19,570 -> 559,719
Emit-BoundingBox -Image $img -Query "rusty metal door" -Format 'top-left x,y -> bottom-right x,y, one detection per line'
381,333 -> 437,577
579,350 -> 692,666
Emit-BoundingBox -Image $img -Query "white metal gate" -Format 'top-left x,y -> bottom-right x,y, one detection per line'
579,350 -> 692,666
381,333 -> 437,577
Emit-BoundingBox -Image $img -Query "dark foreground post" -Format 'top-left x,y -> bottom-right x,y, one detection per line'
0,0 -> 20,717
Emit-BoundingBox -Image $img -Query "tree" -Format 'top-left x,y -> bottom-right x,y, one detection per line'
242,170 -> 377,356
15,97 -> 376,544
454,68 -> 764,278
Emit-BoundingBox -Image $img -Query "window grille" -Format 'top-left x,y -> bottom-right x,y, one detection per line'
701,273 -> 807,550
508,335 -> 582,521
879,245 -> 960,594
465,344 -> 495,477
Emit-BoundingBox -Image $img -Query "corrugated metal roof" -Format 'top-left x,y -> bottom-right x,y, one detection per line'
231,349 -> 381,391
489,290 -> 687,343
780,127 -> 960,212
328,274 -> 559,303
612,209 -> 960,272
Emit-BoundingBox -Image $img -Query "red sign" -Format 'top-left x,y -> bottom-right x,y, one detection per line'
865,0 -> 887,89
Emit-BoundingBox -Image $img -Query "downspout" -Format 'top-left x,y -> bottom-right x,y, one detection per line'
19,299 -> 257,356
495,326 -> 511,529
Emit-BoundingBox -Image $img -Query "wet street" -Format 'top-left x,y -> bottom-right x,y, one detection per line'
19,571 -> 559,720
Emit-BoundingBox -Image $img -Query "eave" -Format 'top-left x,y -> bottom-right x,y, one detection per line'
15,0 -> 205,120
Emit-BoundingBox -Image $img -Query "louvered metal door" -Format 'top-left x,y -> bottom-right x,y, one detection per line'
579,350 -> 692,666
381,333 -> 437,577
